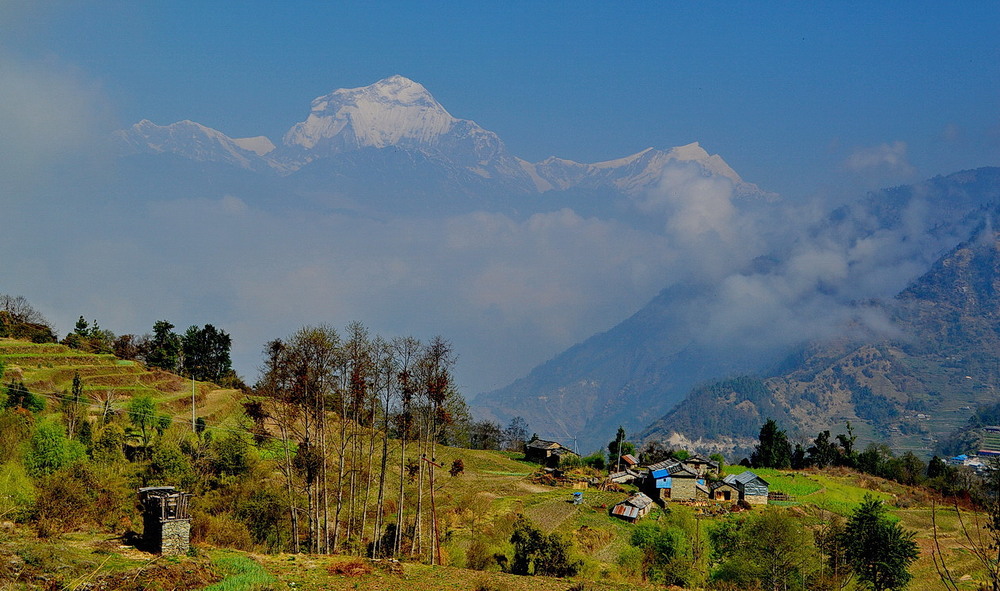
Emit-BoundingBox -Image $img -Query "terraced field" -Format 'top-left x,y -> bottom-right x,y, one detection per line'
0,338 -> 243,430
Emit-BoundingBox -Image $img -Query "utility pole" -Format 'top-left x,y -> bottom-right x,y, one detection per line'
615,428 -> 623,473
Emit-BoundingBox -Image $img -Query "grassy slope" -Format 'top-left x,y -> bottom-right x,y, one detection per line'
0,338 -> 243,431
2,447 -> 994,590
0,337 -> 993,589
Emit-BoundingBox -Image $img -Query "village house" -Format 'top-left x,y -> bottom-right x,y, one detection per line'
608,468 -> 642,484
709,479 -> 740,503
643,459 -> 706,502
722,471 -> 770,505
611,491 -> 655,523
681,454 -> 720,477
524,436 -> 578,468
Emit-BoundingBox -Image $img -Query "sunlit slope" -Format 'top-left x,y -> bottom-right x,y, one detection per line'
0,338 -> 242,429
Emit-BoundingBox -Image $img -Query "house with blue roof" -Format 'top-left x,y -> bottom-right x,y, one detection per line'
643,459 -> 708,502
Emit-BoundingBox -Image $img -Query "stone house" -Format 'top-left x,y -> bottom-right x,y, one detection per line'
524,437 -> 577,468
709,480 -> 740,502
723,471 -> 770,505
611,492 -> 654,523
644,460 -> 705,502
139,486 -> 193,555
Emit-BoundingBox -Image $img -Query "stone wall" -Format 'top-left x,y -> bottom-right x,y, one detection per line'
160,519 -> 191,555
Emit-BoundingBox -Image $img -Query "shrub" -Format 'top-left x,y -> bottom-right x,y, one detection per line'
509,516 -> 581,577
0,461 -> 35,522
145,441 -> 195,488
0,409 -> 33,463
581,452 -> 606,471
327,557 -> 373,576
191,511 -> 254,551
24,421 -> 86,477
466,538 -> 493,570
33,468 -> 89,537
31,462 -> 136,536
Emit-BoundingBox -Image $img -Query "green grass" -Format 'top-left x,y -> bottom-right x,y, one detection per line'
205,551 -> 277,590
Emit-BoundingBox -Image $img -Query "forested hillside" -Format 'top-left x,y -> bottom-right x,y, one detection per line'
641,212 -> 1000,457
478,167 -> 1000,452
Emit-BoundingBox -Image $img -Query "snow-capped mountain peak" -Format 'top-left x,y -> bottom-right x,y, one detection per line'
282,75 -> 460,153
112,76 -> 774,202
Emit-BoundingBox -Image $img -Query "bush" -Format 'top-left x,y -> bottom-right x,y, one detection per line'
0,409 -> 33,463
581,452 -> 606,471
327,558 -> 373,576
0,461 -> 35,522
509,516 -> 581,577
33,469 -> 89,537
31,462 -> 136,536
466,538 -> 493,570
146,442 -> 195,488
24,421 -> 86,477
191,511 -> 254,551
213,432 -> 256,478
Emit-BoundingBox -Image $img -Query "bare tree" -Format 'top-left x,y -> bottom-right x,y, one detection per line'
253,326 -> 341,554
0,294 -> 50,326
393,336 -> 421,556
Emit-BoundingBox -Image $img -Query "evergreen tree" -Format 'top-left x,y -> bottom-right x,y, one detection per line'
841,495 -> 918,591
181,323 -> 233,382
146,320 -> 181,372
607,425 -> 637,468
751,419 -> 792,469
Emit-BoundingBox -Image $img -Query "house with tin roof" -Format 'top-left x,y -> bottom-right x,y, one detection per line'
611,492 -> 654,523
643,459 -> 706,502
524,436 -> 577,468
722,471 -> 769,505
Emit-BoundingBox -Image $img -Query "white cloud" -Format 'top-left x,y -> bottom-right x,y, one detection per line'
0,54 -> 112,195
844,140 -> 914,175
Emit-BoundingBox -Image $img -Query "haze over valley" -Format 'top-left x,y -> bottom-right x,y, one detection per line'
3,3 -> 999,455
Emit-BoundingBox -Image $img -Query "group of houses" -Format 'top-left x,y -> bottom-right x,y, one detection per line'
611,456 -> 769,522
523,436 -> 769,524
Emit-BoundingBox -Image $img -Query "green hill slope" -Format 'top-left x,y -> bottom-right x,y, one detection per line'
0,338 -> 242,429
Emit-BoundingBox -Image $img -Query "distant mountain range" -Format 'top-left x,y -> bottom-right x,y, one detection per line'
639,203 -> 1000,458
478,167 -> 1000,453
113,75 -> 771,216
113,75 -> 1000,458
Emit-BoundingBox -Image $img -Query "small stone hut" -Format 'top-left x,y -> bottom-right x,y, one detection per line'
611,492 -> 654,523
139,486 -> 193,555
723,471 -> 770,505
645,460 -> 702,502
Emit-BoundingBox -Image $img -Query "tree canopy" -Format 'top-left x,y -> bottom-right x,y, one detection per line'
751,419 -> 792,469
841,495 -> 918,591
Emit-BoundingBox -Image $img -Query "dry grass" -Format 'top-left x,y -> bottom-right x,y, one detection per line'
326,556 -> 374,576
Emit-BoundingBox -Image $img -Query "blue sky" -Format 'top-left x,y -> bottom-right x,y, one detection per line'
5,2 -> 998,197
1,2 -> 999,394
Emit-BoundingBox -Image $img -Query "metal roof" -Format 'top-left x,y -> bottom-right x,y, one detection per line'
729,470 -> 769,486
625,492 -> 654,509
612,504 -> 640,519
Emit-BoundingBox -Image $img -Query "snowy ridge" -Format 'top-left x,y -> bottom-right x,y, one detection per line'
115,119 -> 273,172
114,76 -> 773,200
521,142 -> 772,198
